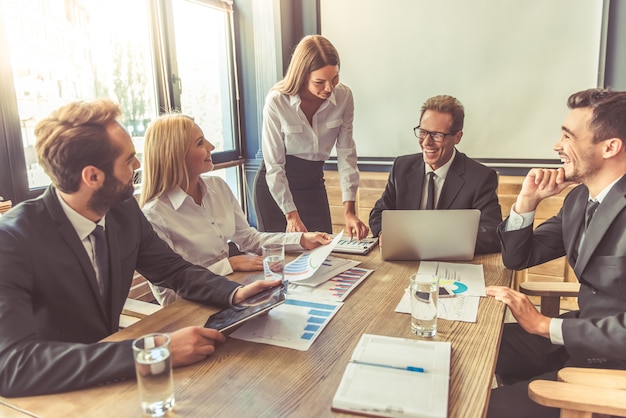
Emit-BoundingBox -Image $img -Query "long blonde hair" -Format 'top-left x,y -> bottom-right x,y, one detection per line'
140,114 -> 196,207
274,35 -> 340,96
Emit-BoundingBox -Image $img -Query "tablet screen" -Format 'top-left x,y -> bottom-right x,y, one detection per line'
204,284 -> 287,331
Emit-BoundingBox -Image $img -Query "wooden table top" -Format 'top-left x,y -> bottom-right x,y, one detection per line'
1,251 -> 512,418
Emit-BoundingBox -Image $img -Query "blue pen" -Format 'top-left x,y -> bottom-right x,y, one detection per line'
353,360 -> 425,373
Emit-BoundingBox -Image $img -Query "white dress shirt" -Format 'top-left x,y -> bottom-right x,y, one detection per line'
261,83 -> 360,214
56,189 -> 106,284
421,149 -> 457,209
142,176 -> 303,276
505,178 -> 619,345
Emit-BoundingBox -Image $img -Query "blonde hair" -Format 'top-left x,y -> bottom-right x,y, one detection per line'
274,35 -> 340,95
420,95 -> 465,134
140,114 -> 196,207
35,99 -> 121,193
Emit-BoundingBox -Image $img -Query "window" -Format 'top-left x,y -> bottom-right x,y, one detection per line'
0,0 -> 241,203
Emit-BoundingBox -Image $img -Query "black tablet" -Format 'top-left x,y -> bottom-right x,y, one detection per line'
204,284 -> 287,331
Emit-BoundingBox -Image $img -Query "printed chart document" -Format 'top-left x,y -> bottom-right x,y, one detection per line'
288,267 -> 373,302
332,334 -> 451,418
284,232 -> 344,282
230,298 -> 342,351
394,289 -> 480,323
291,255 -> 361,287
418,261 -> 486,297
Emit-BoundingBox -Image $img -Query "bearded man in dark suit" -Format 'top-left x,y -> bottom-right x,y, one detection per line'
0,100 -> 283,397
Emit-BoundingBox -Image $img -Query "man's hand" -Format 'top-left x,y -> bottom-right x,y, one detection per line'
300,232 -> 332,250
515,168 -> 576,213
228,255 -> 263,272
486,286 -> 551,338
232,279 -> 282,304
285,210 -> 308,233
168,327 -> 226,367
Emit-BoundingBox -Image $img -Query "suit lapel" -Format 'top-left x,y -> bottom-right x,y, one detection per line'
574,178 -> 626,277
43,187 -> 110,322
106,217 -> 123,333
438,151 -> 464,209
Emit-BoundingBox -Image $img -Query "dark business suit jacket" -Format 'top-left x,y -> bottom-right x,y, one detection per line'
499,176 -> 626,369
0,187 -> 240,397
369,151 -> 502,254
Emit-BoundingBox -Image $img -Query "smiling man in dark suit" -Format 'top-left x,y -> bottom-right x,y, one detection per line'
368,95 -> 502,254
487,88 -> 626,418
0,100 -> 282,397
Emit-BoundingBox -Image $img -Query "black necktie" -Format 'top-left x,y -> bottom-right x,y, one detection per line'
585,199 -> 600,230
91,225 -> 109,298
426,172 -> 436,210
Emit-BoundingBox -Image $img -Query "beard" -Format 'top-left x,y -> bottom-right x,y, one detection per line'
88,173 -> 135,215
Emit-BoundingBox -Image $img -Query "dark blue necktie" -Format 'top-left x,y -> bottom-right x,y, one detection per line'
585,199 -> 600,230
91,225 -> 109,298
426,172 -> 436,210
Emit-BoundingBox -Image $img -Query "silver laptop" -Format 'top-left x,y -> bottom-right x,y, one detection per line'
380,209 -> 480,261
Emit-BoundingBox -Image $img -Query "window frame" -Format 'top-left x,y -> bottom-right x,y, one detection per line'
0,0 -> 242,204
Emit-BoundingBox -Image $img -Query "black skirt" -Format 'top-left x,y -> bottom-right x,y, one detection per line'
253,155 -> 332,233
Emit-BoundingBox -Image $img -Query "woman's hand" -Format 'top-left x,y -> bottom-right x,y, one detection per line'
285,210 -> 308,233
300,232 -> 332,250
343,201 -> 369,240
228,255 -> 263,272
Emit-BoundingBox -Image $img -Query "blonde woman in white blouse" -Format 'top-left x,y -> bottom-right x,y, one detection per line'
253,35 -> 369,240
140,114 -> 331,305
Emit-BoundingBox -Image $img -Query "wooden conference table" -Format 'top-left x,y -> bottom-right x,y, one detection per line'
1,251 -> 512,418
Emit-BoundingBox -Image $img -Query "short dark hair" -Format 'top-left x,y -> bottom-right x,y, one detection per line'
420,95 -> 465,133
34,100 -> 122,193
567,88 -> 626,144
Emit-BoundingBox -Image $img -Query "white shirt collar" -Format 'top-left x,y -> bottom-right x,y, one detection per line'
289,89 -> 338,108
425,148 -> 457,179
165,180 -> 207,211
55,188 -> 105,240
591,176 -> 621,203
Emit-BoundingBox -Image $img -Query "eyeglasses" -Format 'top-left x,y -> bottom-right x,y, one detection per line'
413,126 -> 455,143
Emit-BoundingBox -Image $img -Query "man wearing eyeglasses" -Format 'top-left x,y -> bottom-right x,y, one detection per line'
368,95 -> 502,254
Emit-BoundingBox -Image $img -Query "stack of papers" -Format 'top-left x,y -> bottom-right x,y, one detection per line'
230,232 -> 373,350
394,261 -> 486,322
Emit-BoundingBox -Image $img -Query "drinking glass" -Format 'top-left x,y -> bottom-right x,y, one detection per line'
262,243 -> 285,285
132,333 -> 175,417
410,273 -> 439,337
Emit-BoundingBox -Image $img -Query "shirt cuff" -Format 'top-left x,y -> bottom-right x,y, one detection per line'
284,232 -> 304,251
228,286 -> 243,305
504,204 -> 536,231
208,258 -> 234,276
549,318 -> 565,345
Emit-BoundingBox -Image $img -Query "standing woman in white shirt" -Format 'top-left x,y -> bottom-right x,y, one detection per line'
140,114 -> 331,305
253,35 -> 369,240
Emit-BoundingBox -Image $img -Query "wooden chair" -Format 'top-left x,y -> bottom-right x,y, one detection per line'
522,284 -> 626,417
519,281 -> 580,317
119,272 -> 161,328
529,367 -> 626,417
0,200 -> 12,215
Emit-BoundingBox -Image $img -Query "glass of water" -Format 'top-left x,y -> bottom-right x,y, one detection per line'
262,243 -> 285,285
410,273 -> 439,337
132,333 -> 175,417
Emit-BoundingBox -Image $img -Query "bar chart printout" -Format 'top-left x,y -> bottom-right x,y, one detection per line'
230,298 -> 342,351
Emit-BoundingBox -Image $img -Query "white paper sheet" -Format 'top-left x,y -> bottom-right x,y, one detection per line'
418,261 -> 486,297
395,289 -> 480,323
283,232 -> 344,282
230,298 -> 342,351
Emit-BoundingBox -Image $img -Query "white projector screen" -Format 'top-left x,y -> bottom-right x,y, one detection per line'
320,0 -> 604,162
